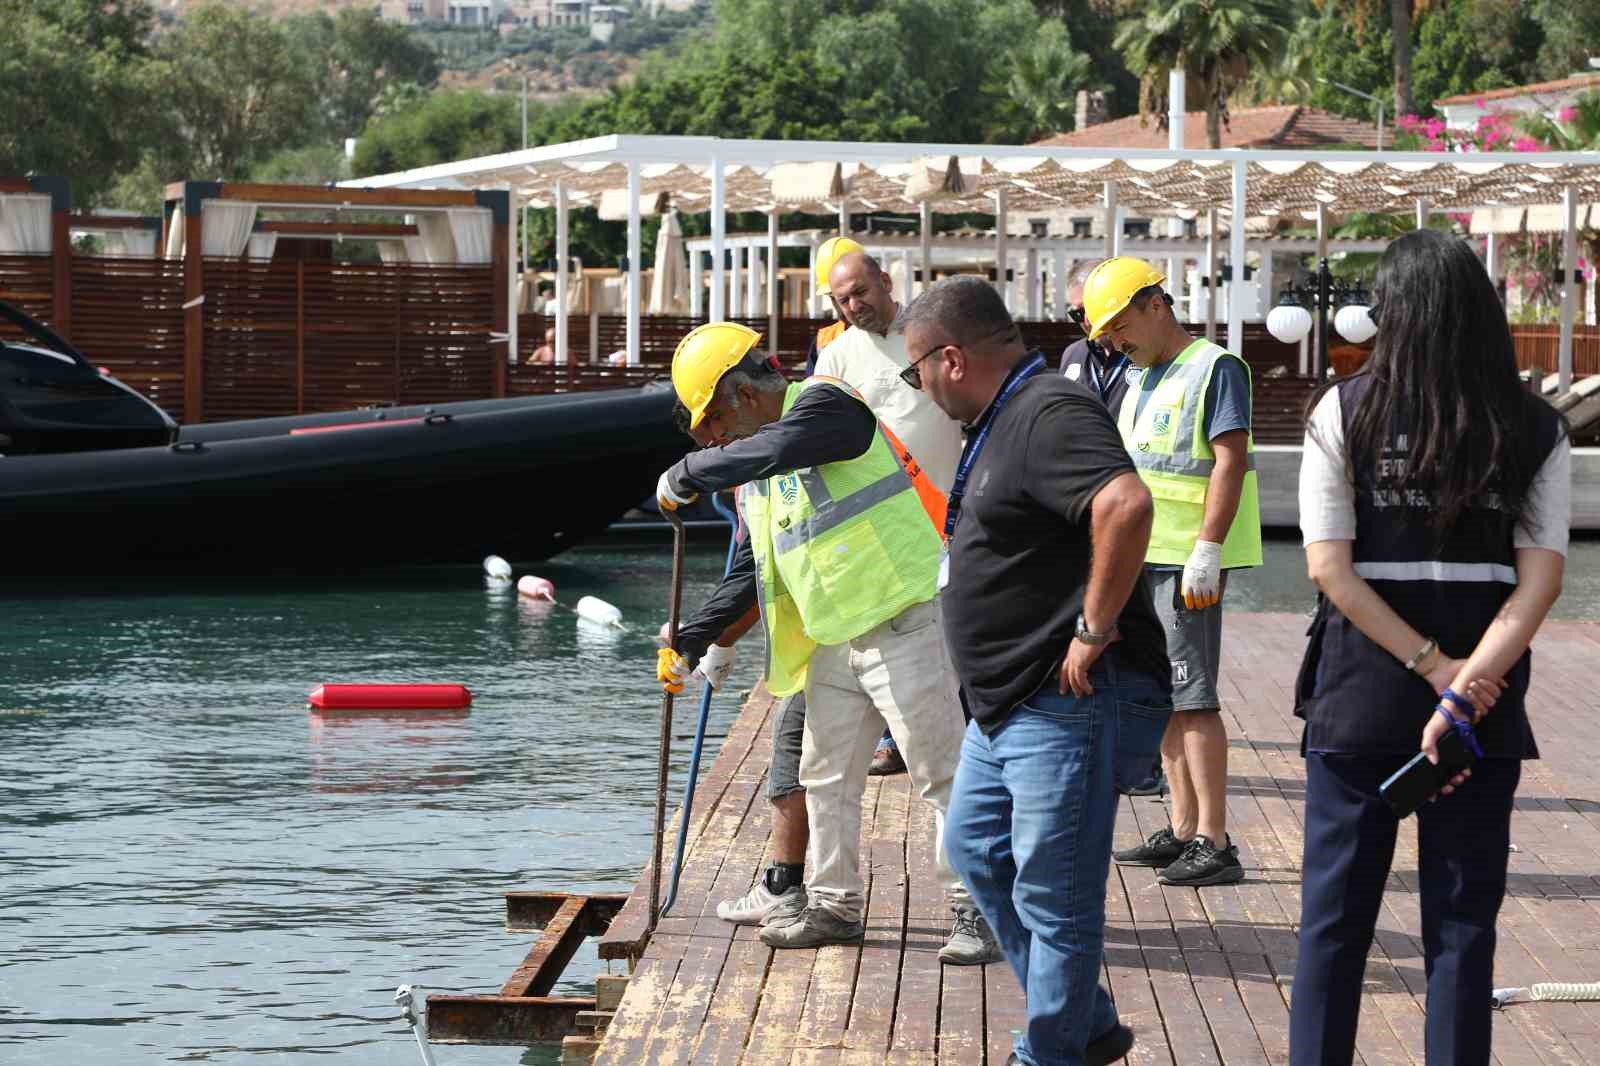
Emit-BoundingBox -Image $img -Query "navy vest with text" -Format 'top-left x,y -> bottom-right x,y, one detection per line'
1293,374 -> 1561,757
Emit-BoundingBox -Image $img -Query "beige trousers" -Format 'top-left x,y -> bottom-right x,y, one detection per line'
799,599 -> 970,921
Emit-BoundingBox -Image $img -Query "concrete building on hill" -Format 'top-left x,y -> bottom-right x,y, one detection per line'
380,0 -> 505,25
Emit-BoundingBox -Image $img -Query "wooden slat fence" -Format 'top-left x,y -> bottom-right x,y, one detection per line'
9,250 -> 1597,428
0,254 -> 55,338
72,256 -> 185,419
1510,324 -> 1600,377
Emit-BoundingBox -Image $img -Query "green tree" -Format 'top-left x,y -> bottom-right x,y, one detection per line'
0,0 -> 159,206
1005,21 -> 1094,139
151,3 -> 322,180
284,8 -> 442,141
1525,0 -> 1600,83
352,90 -> 522,178
1114,0 -> 1294,148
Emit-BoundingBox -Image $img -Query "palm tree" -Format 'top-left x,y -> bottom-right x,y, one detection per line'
1007,21 -> 1094,139
1233,16 -> 1318,108
1115,0 -> 1295,148
1311,0 -> 1437,121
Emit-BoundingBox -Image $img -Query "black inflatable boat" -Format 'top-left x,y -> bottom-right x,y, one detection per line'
0,302 -> 686,574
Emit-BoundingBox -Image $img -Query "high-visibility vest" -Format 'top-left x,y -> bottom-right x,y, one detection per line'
816,320 -> 848,351
1117,339 -> 1263,569
740,377 -> 947,696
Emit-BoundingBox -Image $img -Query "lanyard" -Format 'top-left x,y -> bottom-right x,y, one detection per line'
1086,349 -> 1129,406
945,353 -> 1047,541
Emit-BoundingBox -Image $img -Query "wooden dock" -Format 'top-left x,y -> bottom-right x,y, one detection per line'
582,612 -> 1600,1065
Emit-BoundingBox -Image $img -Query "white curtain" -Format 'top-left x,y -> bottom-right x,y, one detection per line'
246,232 -> 278,260
165,207 -> 186,258
416,213 -> 457,263
200,200 -> 257,258
447,207 -> 493,264
377,239 -> 408,263
122,228 -> 158,257
649,210 -> 689,314
0,194 -> 52,254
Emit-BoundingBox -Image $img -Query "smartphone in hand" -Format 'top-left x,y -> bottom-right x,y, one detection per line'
1379,729 -> 1478,818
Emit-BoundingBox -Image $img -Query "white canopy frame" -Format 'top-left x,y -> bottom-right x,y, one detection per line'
346,136 -> 1600,391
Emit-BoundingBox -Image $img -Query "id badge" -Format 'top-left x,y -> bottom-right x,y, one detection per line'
937,548 -> 950,591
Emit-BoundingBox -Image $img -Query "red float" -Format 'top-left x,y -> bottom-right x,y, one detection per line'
307,683 -> 472,711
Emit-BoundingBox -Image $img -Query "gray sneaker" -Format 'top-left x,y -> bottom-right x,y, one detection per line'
758,904 -> 864,949
715,882 -> 807,927
939,906 -> 1002,965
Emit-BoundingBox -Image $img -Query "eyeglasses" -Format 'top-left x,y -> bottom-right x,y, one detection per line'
899,325 -> 1018,390
900,342 -> 945,390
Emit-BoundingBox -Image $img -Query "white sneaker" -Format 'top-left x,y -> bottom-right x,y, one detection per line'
715,882 -> 807,926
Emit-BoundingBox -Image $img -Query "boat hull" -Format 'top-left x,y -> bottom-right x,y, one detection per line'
0,388 -> 687,574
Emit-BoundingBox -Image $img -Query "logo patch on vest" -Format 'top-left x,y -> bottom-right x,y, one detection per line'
777,474 -> 800,504
1151,409 -> 1173,436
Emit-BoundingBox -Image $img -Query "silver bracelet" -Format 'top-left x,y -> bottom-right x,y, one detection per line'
1404,637 -> 1438,674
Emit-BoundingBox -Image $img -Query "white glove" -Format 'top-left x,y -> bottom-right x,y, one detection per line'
696,642 -> 737,690
1180,539 -> 1223,610
656,468 -> 697,512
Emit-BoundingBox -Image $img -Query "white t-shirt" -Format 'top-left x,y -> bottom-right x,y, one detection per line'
1299,388 -> 1570,555
813,322 -> 965,492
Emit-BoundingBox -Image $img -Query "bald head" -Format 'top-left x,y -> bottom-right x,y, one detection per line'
895,275 -> 1025,424
827,251 -> 896,335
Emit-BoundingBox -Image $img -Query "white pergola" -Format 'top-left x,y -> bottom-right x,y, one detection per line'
346,134 -> 1600,393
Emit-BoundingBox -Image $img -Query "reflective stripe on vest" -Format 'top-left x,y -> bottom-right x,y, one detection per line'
1353,560 -> 1519,584
1117,339 -> 1263,569
744,377 -> 947,696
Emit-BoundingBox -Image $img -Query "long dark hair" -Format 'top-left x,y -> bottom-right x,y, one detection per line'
1312,228 -> 1560,535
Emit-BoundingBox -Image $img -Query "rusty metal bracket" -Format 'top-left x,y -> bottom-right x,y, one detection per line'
424,891 -> 628,1046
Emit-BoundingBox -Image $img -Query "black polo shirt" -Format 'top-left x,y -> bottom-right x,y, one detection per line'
1059,338 -> 1135,415
941,371 -> 1170,731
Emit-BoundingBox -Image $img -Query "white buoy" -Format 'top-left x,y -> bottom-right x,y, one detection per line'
517,575 -> 556,601
483,555 -> 512,581
576,595 -> 624,628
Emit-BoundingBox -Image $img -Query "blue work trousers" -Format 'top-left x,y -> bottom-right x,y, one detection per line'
945,657 -> 1171,1066
1290,752 -> 1522,1066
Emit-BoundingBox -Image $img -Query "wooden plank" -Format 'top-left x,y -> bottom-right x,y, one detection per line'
571,618 -> 1600,1066
213,181 -> 480,209
501,895 -> 588,998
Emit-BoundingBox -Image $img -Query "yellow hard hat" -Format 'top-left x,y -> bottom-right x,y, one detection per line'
671,321 -> 763,429
1081,256 -> 1167,339
815,236 -> 865,295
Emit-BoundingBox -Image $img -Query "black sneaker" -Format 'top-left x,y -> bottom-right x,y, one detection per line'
1113,826 -> 1187,867
1003,1023 -> 1134,1066
1157,834 -> 1244,887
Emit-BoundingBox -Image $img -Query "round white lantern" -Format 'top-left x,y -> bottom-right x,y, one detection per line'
1334,304 -> 1378,344
1266,303 -> 1314,345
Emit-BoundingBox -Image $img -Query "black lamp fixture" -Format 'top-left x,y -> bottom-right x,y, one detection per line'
1266,257 -> 1375,379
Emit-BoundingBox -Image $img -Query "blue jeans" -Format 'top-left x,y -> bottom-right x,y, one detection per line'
945,655 -> 1171,1066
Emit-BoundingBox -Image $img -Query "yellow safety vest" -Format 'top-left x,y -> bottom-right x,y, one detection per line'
1117,339 -> 1263,569
741,378 -> 946,696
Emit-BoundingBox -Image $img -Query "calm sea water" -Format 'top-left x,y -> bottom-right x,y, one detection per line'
2,536 -> 1595,1065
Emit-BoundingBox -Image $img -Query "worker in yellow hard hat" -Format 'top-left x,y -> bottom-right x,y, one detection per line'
804,235 -> 864,372
1082,255 -> 1263,890
652,320 -> 985,960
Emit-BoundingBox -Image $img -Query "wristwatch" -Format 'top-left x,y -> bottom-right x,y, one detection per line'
1075,615 -> 1115,646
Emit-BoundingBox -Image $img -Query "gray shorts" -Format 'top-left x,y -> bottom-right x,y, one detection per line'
768,691 -> 806,800
1147,567 -> 1227,712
